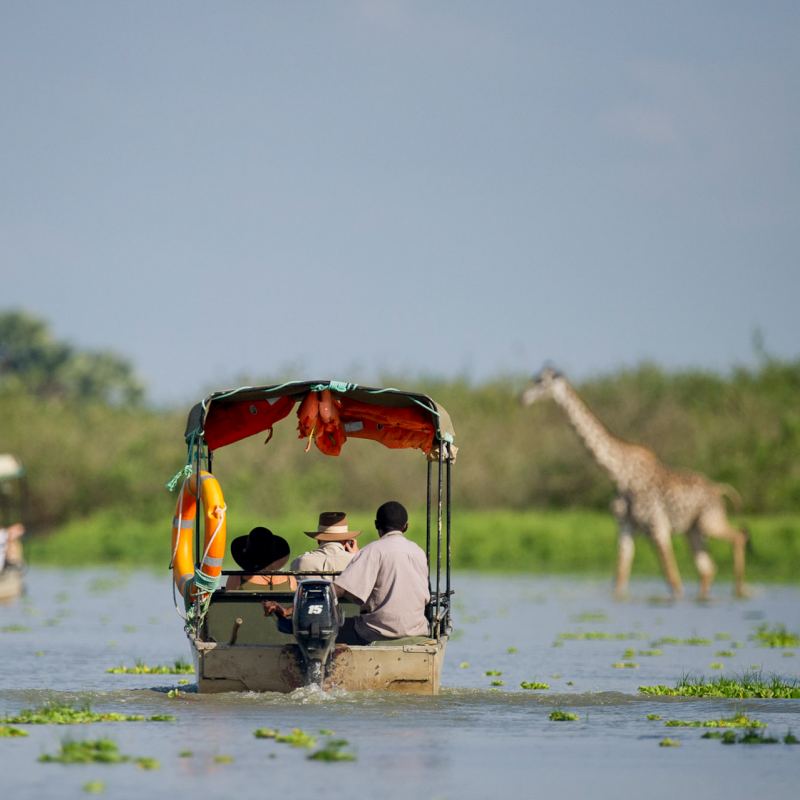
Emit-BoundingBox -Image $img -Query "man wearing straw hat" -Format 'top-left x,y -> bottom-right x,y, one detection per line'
290,511 -> 360,578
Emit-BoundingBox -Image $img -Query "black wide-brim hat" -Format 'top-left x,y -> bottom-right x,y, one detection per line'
231,527 -> 290,572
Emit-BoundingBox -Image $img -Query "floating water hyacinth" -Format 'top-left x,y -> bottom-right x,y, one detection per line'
659,738 -> 680,747
611,662 -> 638,669
39,737 -> 159,767
520,681 -> 549,690
308,738 -> 356,762
639,673 -> 800,699
485,670 -> 502,676
665,714 -> 765,729
753,624 -> 800,648
254,728 -> 279,739
107,659 -> 194,674
549,710 -> 578,721
2,703 -> 168,725
0,725 -> 28,737
275,728 -> 317,749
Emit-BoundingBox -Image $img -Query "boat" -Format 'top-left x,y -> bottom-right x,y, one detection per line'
0,454 -> 26,603
170,380 -> 456,694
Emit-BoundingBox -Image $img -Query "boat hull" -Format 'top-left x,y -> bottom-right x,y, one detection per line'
188,634 -> 447,694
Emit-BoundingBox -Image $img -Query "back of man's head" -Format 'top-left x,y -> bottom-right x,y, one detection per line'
375,501 -> 408,534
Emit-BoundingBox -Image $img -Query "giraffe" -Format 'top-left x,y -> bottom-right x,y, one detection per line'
520,367 -> 749,600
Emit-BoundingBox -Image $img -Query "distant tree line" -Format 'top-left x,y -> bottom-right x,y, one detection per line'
0,310 -> 143,405
1,309 -> 798,532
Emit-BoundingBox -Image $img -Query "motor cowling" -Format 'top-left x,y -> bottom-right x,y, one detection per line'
292,580 -> 340,685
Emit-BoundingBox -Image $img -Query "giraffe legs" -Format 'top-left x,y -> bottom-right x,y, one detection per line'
613,521 -> 635,600
688,526 -> 716,601
650,516 -> 683,599
697,508 -> 749,598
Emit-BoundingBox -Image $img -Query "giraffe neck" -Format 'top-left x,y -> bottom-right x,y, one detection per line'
553,382 -> 628,485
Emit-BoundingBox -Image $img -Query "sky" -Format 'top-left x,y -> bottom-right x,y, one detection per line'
2,1 -> 798,406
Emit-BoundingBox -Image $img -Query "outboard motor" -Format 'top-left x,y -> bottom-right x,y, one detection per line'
292,580 -> 340,686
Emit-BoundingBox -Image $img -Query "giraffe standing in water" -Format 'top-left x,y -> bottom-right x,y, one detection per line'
520,367 -> 748,600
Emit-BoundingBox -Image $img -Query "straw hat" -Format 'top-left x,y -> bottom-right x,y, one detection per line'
304,511 -> 361,542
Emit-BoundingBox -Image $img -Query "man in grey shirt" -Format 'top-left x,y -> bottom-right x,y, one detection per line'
290,511 -> 360,579
334,501 -> 430,645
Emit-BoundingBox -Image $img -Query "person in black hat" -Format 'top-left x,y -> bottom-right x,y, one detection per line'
225,526 -> 297,591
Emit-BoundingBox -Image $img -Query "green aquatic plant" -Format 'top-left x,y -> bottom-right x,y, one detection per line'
639,673 -> 800,699
308,739 -> 356,762
665,714 -> 765,729
166,689 -> 185,699
0,725 -> 28,737
638,649 -> 663,657
82,780 -> 105,794
559,631 -> 644,641
275,728 -> 317,749
646,714 -> 662,721
724,728 -> 778,745
753,624 -> 800,648
254,728 -> 279,739
784,731 -> 799,744
39,738 -> 127,764
179,750 -> 193,758
709,662 -> 724,670
714,633 -> 732,641
622,648 -> 635,659
548,710 -> 578,721
651,636 -> 712,647
611,662 -> 639,669
319,729 -> 334,735
3,702 -> 150,725
0,624 -> 30,633
458,662 -> 470,669
106,659 -> 194,674
136,757 -> 160,770
506,647 -> 518,654
213,755 -> 234,764
715,650 -> 734,658
490,680 -> 505,687
147,715 -> 175,722
520,681 -> 550,690
659,738 -> 680,747
572,612 -> 608,623
485,670 -> 502,676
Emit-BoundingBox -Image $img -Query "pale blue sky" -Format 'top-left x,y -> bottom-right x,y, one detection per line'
2,1 -> 798,405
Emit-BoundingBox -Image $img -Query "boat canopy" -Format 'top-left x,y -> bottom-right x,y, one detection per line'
184,380 -> 455,458
0,455 -> 24,482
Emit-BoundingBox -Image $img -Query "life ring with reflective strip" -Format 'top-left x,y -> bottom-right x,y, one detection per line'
171,470 -> 227,603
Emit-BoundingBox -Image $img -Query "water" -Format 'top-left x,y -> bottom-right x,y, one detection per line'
1,569 -> 799,799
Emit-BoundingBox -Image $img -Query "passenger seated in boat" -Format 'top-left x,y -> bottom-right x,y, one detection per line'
290,511 -> 360,578
264,501 -> 429,645
225,527 -> 297,591
0,523 -> 25,572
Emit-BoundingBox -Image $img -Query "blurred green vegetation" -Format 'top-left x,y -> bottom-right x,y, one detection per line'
1,310 -> 799,576
25,508 -> 799,583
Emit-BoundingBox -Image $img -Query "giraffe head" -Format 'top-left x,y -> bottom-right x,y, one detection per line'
520,365 -> 566,406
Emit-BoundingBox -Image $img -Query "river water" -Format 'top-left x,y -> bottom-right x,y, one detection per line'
1,569 -> 799,799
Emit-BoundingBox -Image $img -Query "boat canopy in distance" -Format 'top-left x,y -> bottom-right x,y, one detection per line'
0,455 -> 24,482
184,380 -> 455,458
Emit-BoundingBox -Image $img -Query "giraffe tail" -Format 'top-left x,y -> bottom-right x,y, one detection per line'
718,483 -> 742,512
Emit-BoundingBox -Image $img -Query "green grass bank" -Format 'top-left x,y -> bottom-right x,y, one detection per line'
26,509 -> 800,582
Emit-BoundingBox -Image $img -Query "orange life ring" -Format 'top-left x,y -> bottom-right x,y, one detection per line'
171,470 -> 227,604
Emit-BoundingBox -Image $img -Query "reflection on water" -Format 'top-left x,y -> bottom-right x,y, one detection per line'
1,569 -> 799,799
